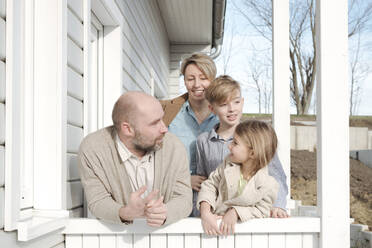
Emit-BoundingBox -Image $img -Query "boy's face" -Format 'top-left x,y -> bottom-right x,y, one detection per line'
210,90 -> 244,127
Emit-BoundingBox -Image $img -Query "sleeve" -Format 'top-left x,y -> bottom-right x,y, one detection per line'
164,141 -> 193,225
196,163 -> 223,212
267,153 -> 288,209
233,177 -> 279,222
196,136 -> 208,177
78,145 -> 123,224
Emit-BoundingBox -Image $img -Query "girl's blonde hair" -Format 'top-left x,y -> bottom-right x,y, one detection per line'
180,53 -> 217,81
235,120 -> 278,174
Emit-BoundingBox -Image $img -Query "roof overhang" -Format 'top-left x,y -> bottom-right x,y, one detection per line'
156,0 -> 226,50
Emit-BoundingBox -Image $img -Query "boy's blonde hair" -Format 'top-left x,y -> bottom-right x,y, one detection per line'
205,75 -> 241,104
235,120 -> 277,175
180,53 -> 217,81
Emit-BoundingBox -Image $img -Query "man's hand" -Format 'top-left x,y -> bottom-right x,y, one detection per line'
191,175 -> 207,192
220,208 -> 238,236
119,186 -> 158,222
271,207 -> 289,218
145,196 -> 167,227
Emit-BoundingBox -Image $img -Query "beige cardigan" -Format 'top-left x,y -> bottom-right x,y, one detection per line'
197,159 -> 279,222
78,126 -> 192,225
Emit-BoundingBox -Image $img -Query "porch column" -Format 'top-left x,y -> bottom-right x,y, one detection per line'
272,0 -> 290,206
316,0 -> 350,247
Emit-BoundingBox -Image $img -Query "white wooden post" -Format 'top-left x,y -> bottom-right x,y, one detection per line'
33,0 -> 67,210
316,0 -> 350,247
4,0 -> 22,231
272,0 -> 290,206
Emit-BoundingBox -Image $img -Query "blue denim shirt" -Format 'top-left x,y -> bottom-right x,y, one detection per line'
168,101 -> 219,175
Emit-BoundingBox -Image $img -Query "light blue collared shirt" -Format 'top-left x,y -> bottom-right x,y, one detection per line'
168,101 -> 219,175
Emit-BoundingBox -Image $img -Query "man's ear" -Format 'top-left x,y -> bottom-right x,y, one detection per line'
120,121 -> 135,137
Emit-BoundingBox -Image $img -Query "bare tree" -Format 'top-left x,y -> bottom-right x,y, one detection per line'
349,33 -> 370,115
216,18 -> 240,74
233,0 -> 372,115
246,47 -> 272,113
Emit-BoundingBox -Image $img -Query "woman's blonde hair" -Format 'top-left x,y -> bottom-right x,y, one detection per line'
205,75 -> 241,104
235,120 -> 278,174
180,53 -> 217,81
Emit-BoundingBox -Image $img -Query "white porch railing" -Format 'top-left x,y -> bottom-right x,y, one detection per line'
63,217 -> 320,248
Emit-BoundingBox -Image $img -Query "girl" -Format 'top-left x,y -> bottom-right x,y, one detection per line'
197,120 -> 279,236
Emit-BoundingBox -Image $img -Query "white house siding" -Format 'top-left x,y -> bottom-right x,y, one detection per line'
0,0 -> 5,230
115,0 -> 169,98
168,44 -> 211,98
66,0 -> 84,218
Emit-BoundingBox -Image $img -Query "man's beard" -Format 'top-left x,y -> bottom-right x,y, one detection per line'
132,130 -> 163,154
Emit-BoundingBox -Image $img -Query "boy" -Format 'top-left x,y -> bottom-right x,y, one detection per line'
195,75 -> 289,218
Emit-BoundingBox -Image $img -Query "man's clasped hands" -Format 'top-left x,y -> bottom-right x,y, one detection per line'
119,186 -> 167,227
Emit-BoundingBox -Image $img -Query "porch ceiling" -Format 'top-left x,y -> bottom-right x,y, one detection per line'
156,0 -> 213,45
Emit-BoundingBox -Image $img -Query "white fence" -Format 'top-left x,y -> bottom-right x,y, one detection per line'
63,217 -> 320,248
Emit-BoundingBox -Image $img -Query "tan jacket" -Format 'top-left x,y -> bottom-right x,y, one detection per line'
160,93 -> 188,127
78,126 -> 192,225
197,159 -> 279,222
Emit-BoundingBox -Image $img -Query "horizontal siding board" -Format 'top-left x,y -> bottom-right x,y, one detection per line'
67,181 -> 84,209
67,0 -> 83,21
122,52 -> 150,93
122,35 -> 151,82
0,60 -> 4,102
0,0 -> 5,19
67,153 -> 80,181
121,33 -> 166,94
0,146 -> 3,186
118,0 -> 168,77
67,124 -> 83,153
0,17 -> 5,61
68,37 -> 84,75
0,103 -> 4,144
115,1 -> 168,95
68,8 -> 84,48
122,69 -> 142,92
67,96 -> 83,127
0,187 -> 3,228
68,66 -> 84,100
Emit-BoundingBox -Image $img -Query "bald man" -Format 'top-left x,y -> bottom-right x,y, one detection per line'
78,91 -> 192,226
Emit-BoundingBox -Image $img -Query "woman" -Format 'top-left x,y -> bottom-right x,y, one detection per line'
161,53 -> 219,216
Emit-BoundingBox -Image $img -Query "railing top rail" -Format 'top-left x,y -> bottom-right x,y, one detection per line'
63,217 -> 320,234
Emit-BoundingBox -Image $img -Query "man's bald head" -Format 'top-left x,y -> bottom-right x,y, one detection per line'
112,91 -> 161,131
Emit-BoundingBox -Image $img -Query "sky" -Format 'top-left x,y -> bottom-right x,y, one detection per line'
210,0 -> 372,116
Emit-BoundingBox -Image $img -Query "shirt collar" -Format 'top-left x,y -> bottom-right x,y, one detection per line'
208,123 -> 234,142
115,134 -> 153,163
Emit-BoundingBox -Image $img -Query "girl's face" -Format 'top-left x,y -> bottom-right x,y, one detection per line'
184,64 -> 211,102
228,134 -> 252,164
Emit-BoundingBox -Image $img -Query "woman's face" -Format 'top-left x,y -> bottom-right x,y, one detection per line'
184,64 -> 211,102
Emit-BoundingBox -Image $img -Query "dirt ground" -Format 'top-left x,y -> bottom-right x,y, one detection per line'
291,150 -> 372,231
